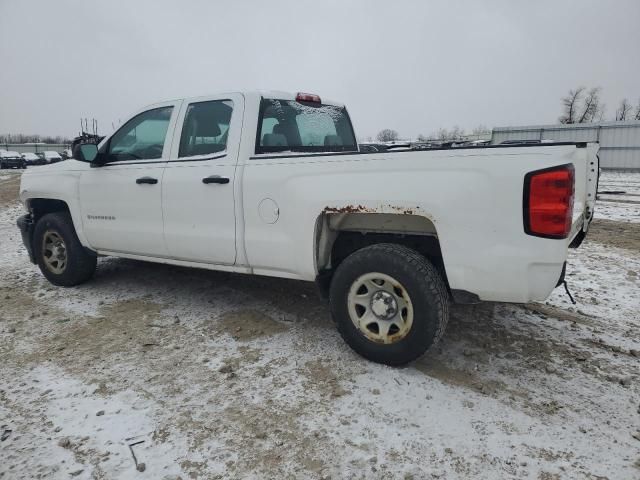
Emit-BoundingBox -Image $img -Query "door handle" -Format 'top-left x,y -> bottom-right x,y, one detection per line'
202,175 -> 230,185
136,176 -> 158,185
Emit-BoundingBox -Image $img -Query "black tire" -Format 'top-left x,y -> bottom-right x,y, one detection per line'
329,243 -> 449,366
33,212 -> 97,286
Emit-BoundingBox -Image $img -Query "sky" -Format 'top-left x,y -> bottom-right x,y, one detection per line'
1,0 -> 639,140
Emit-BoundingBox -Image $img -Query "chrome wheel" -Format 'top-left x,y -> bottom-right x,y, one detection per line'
347,272 -> 414,344
42,230 -> 67,274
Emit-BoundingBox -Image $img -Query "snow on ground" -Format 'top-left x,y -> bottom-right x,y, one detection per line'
596,171 -> 640,223
0,170 -> 639,479
598,171 -> 640,195
594,200 -> 640,223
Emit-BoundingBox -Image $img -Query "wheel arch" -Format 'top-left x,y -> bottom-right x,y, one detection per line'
30,208 -> 98,286
26,198 -> 71,221
314,212 -> 450,297
25,197 -> 92,252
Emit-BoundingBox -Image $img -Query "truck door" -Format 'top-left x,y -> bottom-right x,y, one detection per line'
161,94 -> 243,264
78,102 -> 180,257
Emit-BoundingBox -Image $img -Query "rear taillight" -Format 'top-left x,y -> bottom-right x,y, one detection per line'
524,164 -> 575,239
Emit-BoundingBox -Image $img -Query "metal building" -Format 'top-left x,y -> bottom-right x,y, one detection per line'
491,120 -> 640,170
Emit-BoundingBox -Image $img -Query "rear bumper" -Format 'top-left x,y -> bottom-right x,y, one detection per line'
555,261 -> 567,287
451,263 -> 566,304
569,229 -> 586,248
16,214 -> 36,264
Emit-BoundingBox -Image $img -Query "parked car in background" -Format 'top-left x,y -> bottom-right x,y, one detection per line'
42,151 -> 63,164
61,149 -> 73,160
385,141 -> 412,151
469,139 -> 491,146
0,150 -> 26,169
21,152 -> 46,166
359,143 -> 389,153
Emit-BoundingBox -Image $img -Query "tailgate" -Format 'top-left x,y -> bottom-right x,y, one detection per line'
568,143 -> 599,246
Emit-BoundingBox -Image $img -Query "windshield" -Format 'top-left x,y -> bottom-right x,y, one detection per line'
256,98 -> 357,154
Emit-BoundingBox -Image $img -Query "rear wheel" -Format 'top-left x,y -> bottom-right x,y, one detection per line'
330,243 -> 449,366
33,212 -> 97,286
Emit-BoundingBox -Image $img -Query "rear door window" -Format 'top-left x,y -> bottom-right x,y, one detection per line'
256,99 -> 357,154
178,100 -> 233,158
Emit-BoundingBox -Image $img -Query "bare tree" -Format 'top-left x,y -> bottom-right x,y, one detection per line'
559,87 -> 603,124
559,87 -> 585,124
376,129 -> 399,142
634,98 -> 640,121
615,98 -> 632,121
449,126 -> 465,140
422,125 -> 489,142
427,127 -> 467,141
437,128 -> 449,141
472,125 -> 491,135
0,133 -> 72,144
576,87 -> 602,123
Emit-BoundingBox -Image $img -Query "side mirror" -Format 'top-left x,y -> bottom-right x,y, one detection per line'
73,144 -> 99,163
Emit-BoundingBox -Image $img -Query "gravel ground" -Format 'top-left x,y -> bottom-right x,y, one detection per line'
0,170 -> 639,479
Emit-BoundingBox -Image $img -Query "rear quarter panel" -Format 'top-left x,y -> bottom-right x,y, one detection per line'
242,145 -> 586,302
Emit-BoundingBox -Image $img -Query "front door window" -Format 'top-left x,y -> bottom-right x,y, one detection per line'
107,106 -> 173,161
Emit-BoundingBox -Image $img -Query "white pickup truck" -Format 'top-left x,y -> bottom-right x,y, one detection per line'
17,91 -> 599,365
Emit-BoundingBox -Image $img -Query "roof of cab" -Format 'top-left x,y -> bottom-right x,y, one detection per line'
249,90 -> 344,107
146,91 -> 344,110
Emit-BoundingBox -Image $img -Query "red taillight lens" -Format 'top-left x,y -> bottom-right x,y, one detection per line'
296,92 -> 321,103
524,164 -> 575,239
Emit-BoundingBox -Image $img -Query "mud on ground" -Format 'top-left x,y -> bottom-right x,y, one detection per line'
0,169 -> 639,479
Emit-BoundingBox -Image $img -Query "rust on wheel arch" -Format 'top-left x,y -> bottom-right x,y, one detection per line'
322,204 -> 421,215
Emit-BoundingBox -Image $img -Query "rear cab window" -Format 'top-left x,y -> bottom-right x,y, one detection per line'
256,98 -> 357,154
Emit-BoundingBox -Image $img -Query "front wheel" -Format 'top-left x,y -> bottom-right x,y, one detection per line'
33,212 -> 97,286
330,243 -> 449,366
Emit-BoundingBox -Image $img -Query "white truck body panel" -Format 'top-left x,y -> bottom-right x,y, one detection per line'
242,145 -> 594,302
19,91 -> 598,304
78,99 -> 181,257
162,93 -> 244,265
